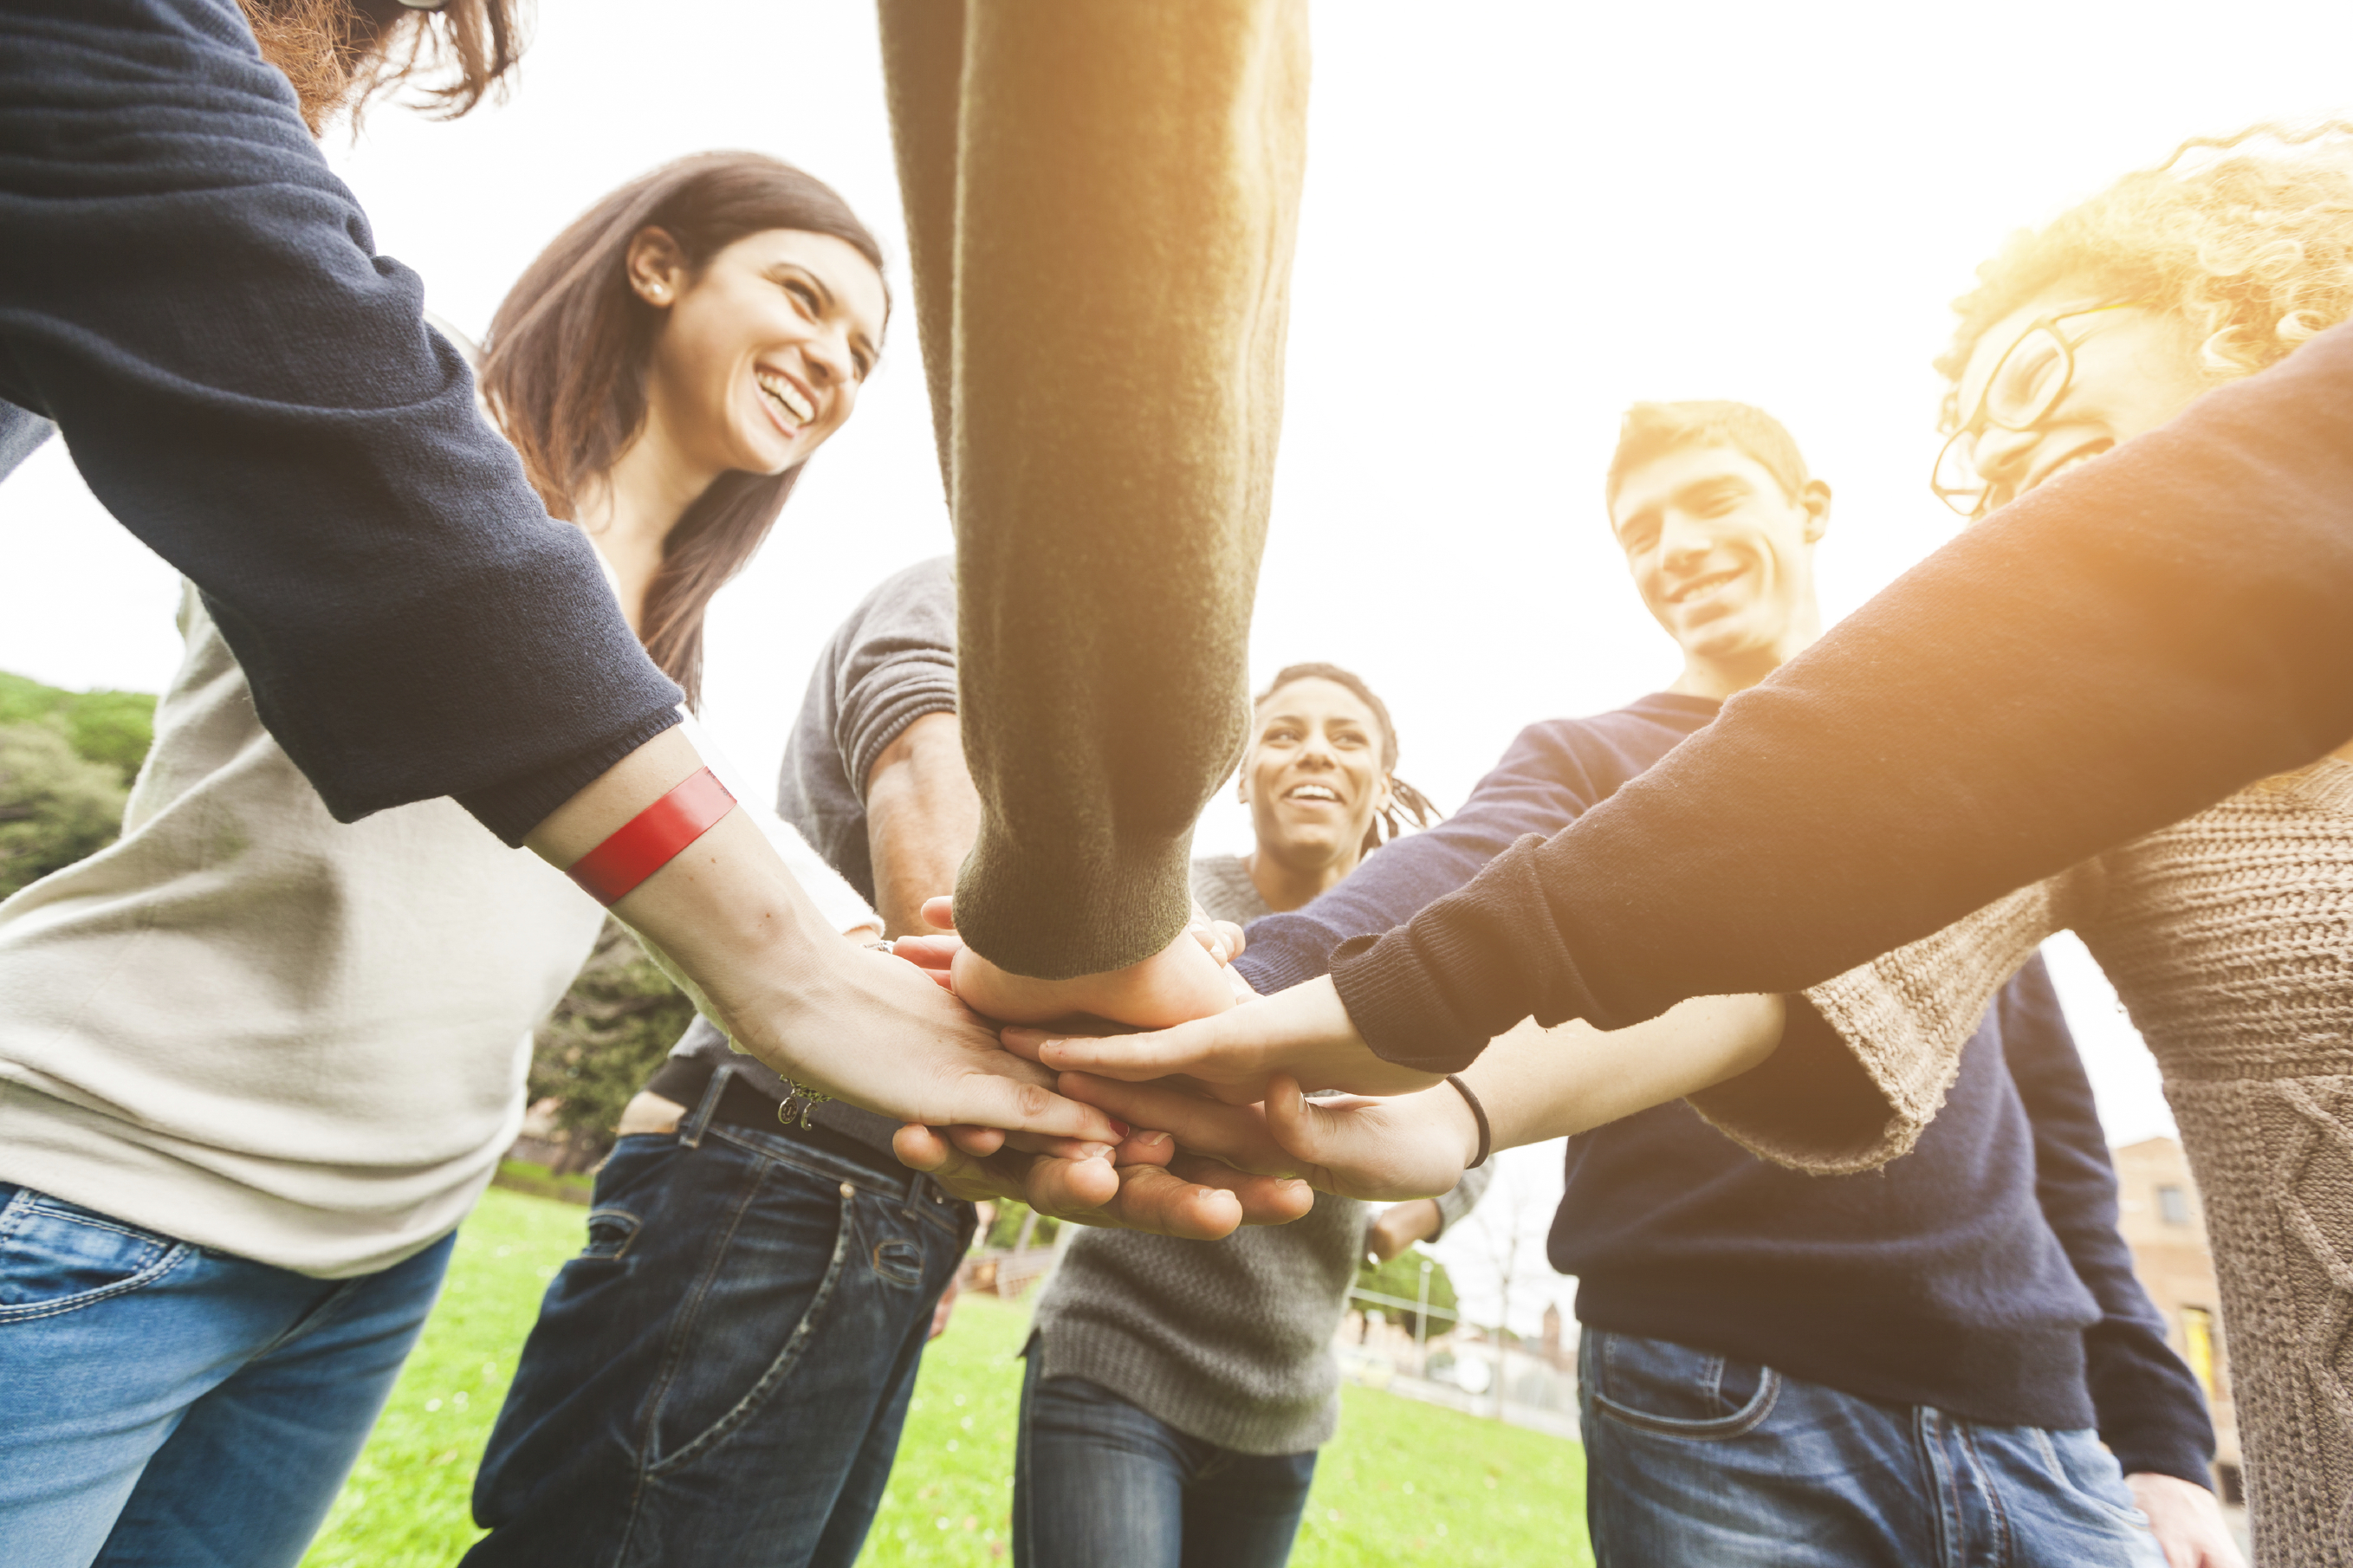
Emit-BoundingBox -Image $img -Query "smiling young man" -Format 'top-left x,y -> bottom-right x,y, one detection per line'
1202,402 -> 2233,1566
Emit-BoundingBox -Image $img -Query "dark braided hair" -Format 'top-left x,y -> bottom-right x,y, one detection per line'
1253,663 -> 1442,856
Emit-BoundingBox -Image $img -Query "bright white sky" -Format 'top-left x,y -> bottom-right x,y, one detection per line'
6,1 -> 2348,1332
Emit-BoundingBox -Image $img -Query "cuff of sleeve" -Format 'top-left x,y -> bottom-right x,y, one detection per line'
2112,1441 -> 2219,1493
845,672 -> 961,801
952,825 -> 1192,980
455,705 -> 686,846
1329,933 -> 1490,1075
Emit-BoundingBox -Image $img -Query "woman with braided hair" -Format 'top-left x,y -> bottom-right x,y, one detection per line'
1012,662 -> 1482,1568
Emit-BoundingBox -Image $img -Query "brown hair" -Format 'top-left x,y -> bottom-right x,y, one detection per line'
1605,400 -> 1812,507
480,152 -> 885,707
1253,663 -> 1441,854
237,0 -> 527,133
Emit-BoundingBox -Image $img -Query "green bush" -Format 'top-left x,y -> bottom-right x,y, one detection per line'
0,722 -> 130,900
0,671 -> 155,785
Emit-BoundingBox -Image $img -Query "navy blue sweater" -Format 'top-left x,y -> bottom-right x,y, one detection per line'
1235,694 -> 2214,1484
0,0 -> 682,843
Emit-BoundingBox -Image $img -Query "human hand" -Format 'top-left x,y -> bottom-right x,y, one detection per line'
721,938 -> 1122,1144
892,1124 -> 1313,1240
1366,1198 -> 1444,1263
1053,1071 -> 1477,1202
1005,975 -> 1442,1105
919,897 -> 1239,1029
2126,1473 -> 2244,1568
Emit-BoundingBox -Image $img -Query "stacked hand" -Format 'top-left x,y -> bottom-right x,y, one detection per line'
888,904 -> 1410,1236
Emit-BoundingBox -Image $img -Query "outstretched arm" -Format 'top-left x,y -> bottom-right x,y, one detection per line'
1047,994 -> 1786,1202
878,0 -> 1309,1006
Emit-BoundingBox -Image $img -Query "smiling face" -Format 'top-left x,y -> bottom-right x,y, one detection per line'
1951,289 -> 2214,516
632,227 -> 886,482
1240,677 -> 1392,878
1609,443 -> 1829,691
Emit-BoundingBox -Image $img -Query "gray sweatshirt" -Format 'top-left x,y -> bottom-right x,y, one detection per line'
1031,854 -> 1493,1455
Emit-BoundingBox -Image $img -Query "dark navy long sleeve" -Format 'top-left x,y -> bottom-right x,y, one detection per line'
1232,694 -> 1723,996
0,0 -> 681,843
1998,963 -> 2216,1487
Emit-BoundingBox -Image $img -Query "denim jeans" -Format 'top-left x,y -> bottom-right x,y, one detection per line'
0,1182 -> 453,1568
1578,1329 -> 2168,1567
1013,1357 -> 1319,1568
465,1081 -> 973,1568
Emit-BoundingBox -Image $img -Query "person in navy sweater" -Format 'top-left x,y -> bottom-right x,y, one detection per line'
1060,403 -> 2235,1566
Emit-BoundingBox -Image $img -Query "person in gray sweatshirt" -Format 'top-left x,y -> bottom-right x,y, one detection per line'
1016,663 -> 1488,1568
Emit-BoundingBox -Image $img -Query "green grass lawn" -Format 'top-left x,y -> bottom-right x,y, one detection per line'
301,1187 -> 1591,1567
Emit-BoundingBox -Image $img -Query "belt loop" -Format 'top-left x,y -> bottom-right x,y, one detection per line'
904,1163 -> 926,1216
680,1062 -> 731,1150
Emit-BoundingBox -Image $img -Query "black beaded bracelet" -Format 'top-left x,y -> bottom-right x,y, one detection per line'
1445,1074 -> 1492,1170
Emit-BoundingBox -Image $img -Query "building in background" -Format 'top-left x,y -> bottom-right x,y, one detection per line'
2113,1137 -> 2241,1501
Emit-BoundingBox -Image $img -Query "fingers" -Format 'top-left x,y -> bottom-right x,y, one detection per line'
1113,1128 -> 1179,1168
945,1124 -> 1005,1157
1166,1153 -> 1314,1227
1023,1153 -> 1123,1217
1056,1072 -> 1289,1173
1005,1018 -> 1262,1102
1097,1163 -> 1246,1240
892,1124 -> 1033,1205
937,1072 -> 1123,1146
919,895 -> 956,931
891,934 -> 962,970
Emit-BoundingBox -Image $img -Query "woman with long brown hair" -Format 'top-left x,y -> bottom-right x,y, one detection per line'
0,151 -> 892,1566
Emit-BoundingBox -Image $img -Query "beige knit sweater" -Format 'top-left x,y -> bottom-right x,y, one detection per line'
1695,761 -> 2353,1566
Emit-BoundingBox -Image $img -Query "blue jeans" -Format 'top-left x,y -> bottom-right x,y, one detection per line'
1014,1355 -> 1319,1568
0,1182 -> 453,1568
1578,1330 -> 2168,1567
466,1084 -> 973,1568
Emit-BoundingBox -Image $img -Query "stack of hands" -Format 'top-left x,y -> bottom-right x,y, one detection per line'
883,898 -> 1474,1240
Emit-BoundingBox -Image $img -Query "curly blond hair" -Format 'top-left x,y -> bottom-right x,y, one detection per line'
1936,120 -> 2353,426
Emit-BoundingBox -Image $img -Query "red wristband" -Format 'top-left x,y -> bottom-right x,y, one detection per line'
566,767 -> 736,906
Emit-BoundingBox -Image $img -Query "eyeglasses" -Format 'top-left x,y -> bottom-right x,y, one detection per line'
1930,302 -> 2140,519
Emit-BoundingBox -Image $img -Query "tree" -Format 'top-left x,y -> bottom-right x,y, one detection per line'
0,722 -> 130,900
1356,1244 -> 1460,1341
0,671 -> 156,785
527,917 -> 697,1169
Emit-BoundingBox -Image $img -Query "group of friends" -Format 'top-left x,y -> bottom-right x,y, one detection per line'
3,3 -> 2350,1568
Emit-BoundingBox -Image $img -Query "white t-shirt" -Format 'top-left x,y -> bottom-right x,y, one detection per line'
0,584 -> 873,1277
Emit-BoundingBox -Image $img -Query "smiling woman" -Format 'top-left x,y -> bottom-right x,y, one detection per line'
481,152 -> 888,706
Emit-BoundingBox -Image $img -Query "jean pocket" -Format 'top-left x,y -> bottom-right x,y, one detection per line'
643,1162 -> 860,1475
1591,1332 -> 1779,1441
580,1208 -> 641,1261
2033,1428 -> 2153,1526
0,1188 -> 194,1322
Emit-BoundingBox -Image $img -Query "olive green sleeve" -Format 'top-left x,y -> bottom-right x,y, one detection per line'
879,0 -> 1308,978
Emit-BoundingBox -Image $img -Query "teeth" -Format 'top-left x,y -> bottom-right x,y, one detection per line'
1287,785 -> 1339,801
755,371 -> 814,424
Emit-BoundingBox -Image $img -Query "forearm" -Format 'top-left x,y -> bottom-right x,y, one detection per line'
1460,995 -> 1787,1152
864,712 -> 982,938
1333,321 -> 2353,1058
526,729 -> 840,1081
904,0 -> 1308,978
